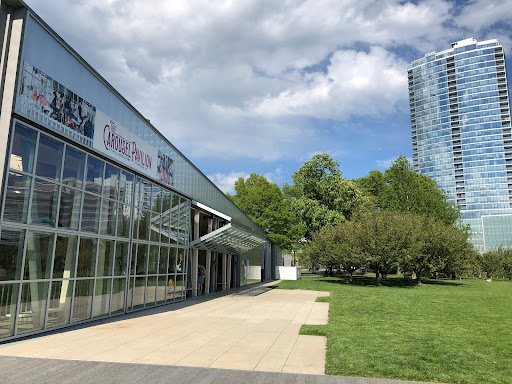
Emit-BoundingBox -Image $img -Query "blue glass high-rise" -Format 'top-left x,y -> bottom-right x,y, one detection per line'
408,38 -> 512,252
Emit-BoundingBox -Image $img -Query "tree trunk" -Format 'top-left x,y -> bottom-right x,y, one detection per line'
349,270 -> 353,284
375,270 -> 380,285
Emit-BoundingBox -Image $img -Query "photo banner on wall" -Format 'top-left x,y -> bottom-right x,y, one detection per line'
16,60 -> 174,187
16,60 -> 96,147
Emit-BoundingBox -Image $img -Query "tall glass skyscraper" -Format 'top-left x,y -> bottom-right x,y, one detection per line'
408,38 -> 512,252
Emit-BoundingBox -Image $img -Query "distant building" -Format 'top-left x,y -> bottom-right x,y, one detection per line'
408,38 -> 512,252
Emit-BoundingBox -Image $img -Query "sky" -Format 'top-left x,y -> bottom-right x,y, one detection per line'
23,0 -> 512,194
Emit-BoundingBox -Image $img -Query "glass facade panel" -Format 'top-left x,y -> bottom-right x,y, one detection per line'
0,228 -> 24,281
93,278 -> 111,318
4,173 -> 31,223
119,171 -> 133,204
159,247 -> 168,275
138,210 -> 150,240
156,277 -> 166,304
117,204 -> 130,238
81,193 -> 101,233
30,178 -> 59,227
85,156 -> 103,194
62,146 -> 85,188
24,231 -> 53,280
168,248 -> 176,273
148,245 -> 158,274
132,277 -> 145,309
10,124 -> 37,173
47,280 -> 72,328
146,276 -> 156,307
174,274 -> 184,300
136,244 -> 148,275
58,186 -> 82,230
72,279 -> 93,322
103,164 -> 119,200
111,278 -> 126,314
114,241 -> 129,276
53,235 -> 77,279
77,237 -> 97,277
35,134 -> 63,180
0,284 -> 18,338
97,239 -> 114,277
17,281 -> 49,334
100,199 -> 117,236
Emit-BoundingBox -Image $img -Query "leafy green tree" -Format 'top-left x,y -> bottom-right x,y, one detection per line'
358,156 -> 460,226
228,173 -> 303,250
502,248 -> 512,281
285,154 -> 370,239
479,248 -> 505,279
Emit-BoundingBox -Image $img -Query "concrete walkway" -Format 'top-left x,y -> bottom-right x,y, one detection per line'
0,286 -> 329,374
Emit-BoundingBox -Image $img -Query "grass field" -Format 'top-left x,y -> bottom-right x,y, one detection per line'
276,274 -> 512,384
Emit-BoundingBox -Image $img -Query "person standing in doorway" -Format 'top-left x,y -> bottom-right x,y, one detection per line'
198,264 -> 206,295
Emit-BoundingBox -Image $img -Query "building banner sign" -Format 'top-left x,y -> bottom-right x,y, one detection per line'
16,61 -> 96,147
94,110 -> 158,177
16,60 -> 174,186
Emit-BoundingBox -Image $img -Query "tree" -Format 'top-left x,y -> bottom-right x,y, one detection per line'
228,173 -> 303,250
285,154 -> 370,239
358,156 -> 460,226
479,249 -> 505,279
502,248 -> 512,281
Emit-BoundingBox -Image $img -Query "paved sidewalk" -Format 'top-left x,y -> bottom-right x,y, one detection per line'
0,285 -> 329,374
0,356 -> 440,384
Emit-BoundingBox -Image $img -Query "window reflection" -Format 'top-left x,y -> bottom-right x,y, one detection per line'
35,134 -> 63,180
10,124 -> 37,173
24,231 -> 54,280
72,279 -> 93,322
30,179 -> 59,227
17,282 -> 49,334
111,278 -> 126,314
85,156 -> 103,194
0,284 -> 18,338
58,187 -> 81,230
114,242 -> 129,276
93,278 -> 111,318
81,193 -> 101,233
47,280 -> 72,328
53,235 -> 77,279
0,228 -> 24,281
97,239 -> 114,277
77,237 -> 97,277
4,172 -> 31,223
62,146 -> 85,188
103,164 -> 119,200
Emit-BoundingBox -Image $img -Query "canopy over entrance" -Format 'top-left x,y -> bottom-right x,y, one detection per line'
190,223 -> 267,255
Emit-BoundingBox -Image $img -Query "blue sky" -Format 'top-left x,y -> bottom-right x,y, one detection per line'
24,0 -> 512,193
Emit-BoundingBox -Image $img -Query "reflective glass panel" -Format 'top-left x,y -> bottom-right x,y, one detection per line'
119,171 -> 133,204
53,235 -> 77,279
4,172 -> 31,223
0,228 -> 24,281
30,179 -> 59,227
166,274 -> 175,301
111,278 -> 126,314
138,210 -> 150,240
127,277 -> 134,309
150,213 -> 160,242
176,249 -> 185,273
93,278 -> 111,318
159,247 -> 168,275
133,277 -> 145,309
17,282 -> 49,334
0,284 -> 18,338
141,180 -> 151,209
114,242 -> 129,276
130,246 -> 136,275
58,186 -> 81,230
85,156 -> 103,194
35,134 -> 63,180
168,248 -> 176,273
117,204 -> 131,238
161,190 -> 171,212
72,279 -> 93,322
156,277 -> 166,304
24,231 -> 53,280
148,245 -> 158,275
97,239 -> 114,277
81,193 -> 101,233
146,276 -> 156,307
77,237 -> 96,277
10,124 -> 37,173
47,280 -> 72,328
136,244 -> 148,275
150,185 -> 161,213
174,274 -> 184,300
99,199 -> 117,236
62,146 -> 85,188
103,164 -> 119,200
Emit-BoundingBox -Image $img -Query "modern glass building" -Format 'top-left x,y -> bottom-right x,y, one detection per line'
408,38 -> 512,252
0,1 -> 280,341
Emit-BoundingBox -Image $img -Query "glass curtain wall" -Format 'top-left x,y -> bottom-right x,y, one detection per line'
0,122 -> 190,340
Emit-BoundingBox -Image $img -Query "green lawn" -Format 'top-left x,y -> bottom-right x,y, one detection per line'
276,274 -> 512,384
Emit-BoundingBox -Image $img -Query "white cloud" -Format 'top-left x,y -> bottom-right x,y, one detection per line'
376,159 -> 395,169
455,0 -> 512,32
207,172 -> 249,194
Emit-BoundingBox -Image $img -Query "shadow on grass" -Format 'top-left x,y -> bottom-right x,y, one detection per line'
320,274 -> 464,288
